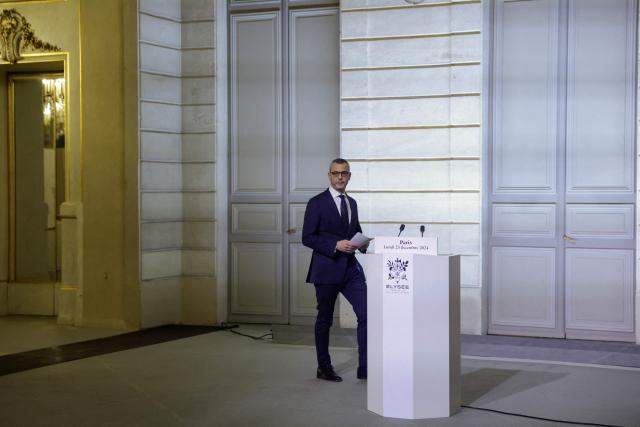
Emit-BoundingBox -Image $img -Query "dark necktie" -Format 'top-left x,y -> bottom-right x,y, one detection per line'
339,195 -> 349,228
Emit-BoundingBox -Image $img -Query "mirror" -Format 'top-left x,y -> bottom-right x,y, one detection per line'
8,70 -> 66,283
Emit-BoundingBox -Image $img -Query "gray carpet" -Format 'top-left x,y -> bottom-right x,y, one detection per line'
1,325 -> 639,426
462,334 -> 640,368
272,325 -> 640,368
461,358 -> 640,427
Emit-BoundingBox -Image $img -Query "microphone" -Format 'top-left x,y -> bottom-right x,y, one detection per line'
397,224 -> 405,237
420,225 -> 425,237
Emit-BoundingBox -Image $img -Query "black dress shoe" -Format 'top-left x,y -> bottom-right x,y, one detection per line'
357,366 -> 367,380
317,366 -> 342,382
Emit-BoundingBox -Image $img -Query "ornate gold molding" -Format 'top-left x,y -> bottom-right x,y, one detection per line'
0,8 -> 60,63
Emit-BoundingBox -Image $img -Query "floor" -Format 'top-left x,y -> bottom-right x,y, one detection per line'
272,324 -> 640,369
1,317 -> 639,427
462,334 -> 640,368
0,315 -> 123,355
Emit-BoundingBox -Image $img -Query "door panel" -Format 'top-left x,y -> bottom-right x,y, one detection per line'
289,9 -> 340,194
492,204 -> 556,238
14,80 -> 49,281
288,8 -> 340,324
231,13 -> 282,195
565,249 -> 634,333
566,0 -> 635,196
229,7 -> 339,324
289,204 -> 307,231
490,0 -> 636,341
229,12 -> 286,323
231,204 -> 282,235
563,0 -> 636,341
289,244 -> 316,317
490,0 -> 564,337
493,0 -> 558,195
491,247 -> 557,330
231,242 -> 283,316
565,205 -> 634,240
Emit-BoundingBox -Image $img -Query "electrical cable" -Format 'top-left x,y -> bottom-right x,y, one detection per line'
220,322 -> 273,340
461,405 -> 624,427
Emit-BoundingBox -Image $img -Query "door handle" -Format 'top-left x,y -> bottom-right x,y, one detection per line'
286,228 -> 296,234
563,234 -> 576,244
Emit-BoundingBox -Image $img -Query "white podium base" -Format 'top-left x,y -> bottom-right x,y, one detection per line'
366,254 -> 461,419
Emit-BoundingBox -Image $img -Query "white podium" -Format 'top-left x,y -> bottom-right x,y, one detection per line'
365,250 -> 461,419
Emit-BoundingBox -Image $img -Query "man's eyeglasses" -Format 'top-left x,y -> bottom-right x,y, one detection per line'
330,171 -> 351,177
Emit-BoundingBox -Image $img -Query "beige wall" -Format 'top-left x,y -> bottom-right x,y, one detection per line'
0,0 -> 140,329
79,0 -> 139,329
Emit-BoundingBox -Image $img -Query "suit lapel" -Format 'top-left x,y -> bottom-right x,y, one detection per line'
325,189 -> 355,234
324,189 -> 342,222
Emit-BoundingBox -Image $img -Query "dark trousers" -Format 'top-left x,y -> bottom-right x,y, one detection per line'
314,259 -> 367,369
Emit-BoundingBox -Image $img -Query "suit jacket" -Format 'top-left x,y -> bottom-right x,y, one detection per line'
302,189 -> 363,285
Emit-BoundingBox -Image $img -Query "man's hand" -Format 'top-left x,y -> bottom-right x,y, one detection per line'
336,240 -> 358,253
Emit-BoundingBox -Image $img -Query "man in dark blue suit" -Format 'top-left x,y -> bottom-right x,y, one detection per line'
302,158 -> 368,382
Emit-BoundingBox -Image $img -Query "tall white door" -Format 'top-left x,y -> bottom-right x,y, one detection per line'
228,4 -> 339,324
489,0 -> 636,341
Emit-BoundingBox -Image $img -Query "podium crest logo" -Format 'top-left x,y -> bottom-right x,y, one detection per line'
387,258 -> 409,284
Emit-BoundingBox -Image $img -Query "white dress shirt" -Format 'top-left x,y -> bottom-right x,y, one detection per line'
328,186 -> 352,223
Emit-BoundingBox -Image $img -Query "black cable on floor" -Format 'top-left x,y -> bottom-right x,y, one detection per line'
462,405 -> 624,427
220,322 -> 273,340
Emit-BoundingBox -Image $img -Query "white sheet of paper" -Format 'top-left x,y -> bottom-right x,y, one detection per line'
349,232 -> 373,248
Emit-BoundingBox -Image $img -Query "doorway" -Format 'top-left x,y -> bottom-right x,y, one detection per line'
4,65 -> 66,315
488,0 -> 636,341
227,3 -> 340,324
